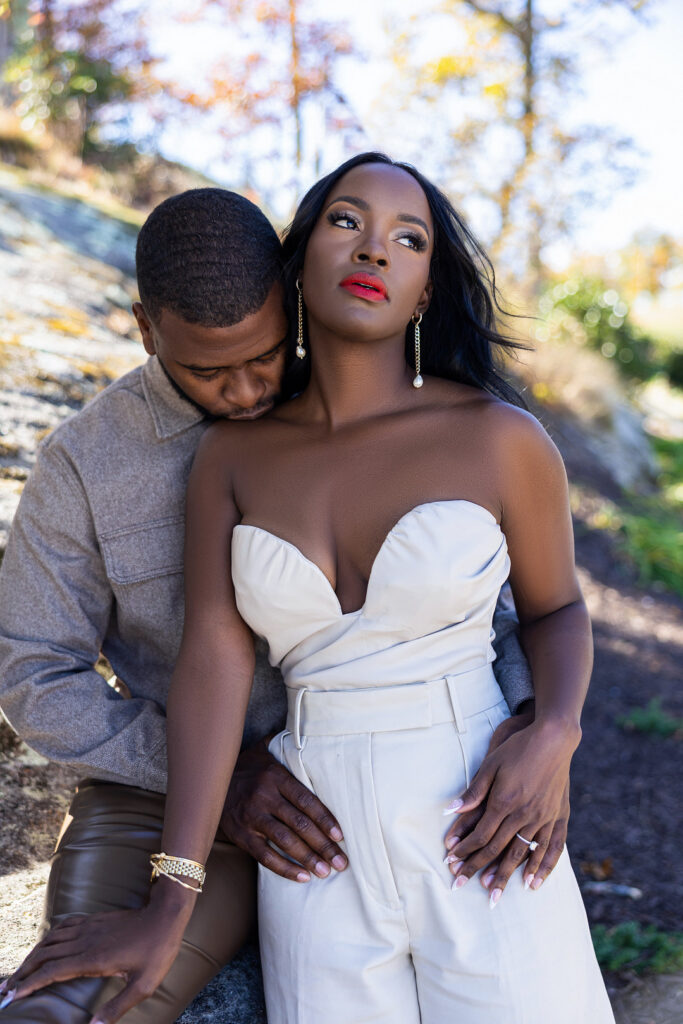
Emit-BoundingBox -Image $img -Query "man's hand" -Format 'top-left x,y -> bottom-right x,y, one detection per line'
220,740 -> 348,882
443,709 -> 574,904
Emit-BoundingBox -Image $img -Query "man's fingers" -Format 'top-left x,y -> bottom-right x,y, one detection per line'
271,801 -> 347,872
279,775 -> 344,841
244,833 -> 312,882
252,808 -> 346,877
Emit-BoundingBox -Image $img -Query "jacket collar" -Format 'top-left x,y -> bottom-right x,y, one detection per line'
141,355 -> 206,440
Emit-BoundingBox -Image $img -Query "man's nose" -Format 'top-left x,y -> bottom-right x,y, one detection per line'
223,368 -> 266,409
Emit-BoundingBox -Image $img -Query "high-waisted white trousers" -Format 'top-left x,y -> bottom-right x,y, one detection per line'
258,666 -> 614,1024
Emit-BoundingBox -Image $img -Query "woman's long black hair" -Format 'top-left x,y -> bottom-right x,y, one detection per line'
281,151 -> 527,408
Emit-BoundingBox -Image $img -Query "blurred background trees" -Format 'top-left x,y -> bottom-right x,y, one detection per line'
0,0 -> 681,590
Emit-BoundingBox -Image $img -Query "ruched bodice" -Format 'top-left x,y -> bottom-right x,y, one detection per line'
232,500 -> 510,691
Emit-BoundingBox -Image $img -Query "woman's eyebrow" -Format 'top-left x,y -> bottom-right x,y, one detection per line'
325,194 -> 369,211
398,213 -> 430,236
325,195 -> 430,237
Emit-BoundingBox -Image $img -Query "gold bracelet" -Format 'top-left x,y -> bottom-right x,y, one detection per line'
151,863 -> 203,893
150,852 -> 206,890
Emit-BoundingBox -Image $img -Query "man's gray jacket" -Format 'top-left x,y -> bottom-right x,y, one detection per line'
0,356 -> 533,793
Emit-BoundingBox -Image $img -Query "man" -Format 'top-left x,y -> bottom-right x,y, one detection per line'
0,189 -> 561,1022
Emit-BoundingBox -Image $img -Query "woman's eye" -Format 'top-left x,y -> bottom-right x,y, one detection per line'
396,232 -> 427,252
328,210 -> 359,230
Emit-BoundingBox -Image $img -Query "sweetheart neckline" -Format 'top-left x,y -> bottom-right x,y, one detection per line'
233,499 -> 500,618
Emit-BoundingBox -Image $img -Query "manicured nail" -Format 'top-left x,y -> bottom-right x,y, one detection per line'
314,861 -> 330,877
452,874 -> 468,890
446,854 -> 461,865
443,798 -> 463,815
524,874 -> 534,891
330,826 -> 343,841
296,871 -> 310,882
483,871 -> 496,888
445,834 -> 460,850
489,887 -> 502,909
0,989 -> 17,1009
331,855 -> 347,871
531,876 -> 543,890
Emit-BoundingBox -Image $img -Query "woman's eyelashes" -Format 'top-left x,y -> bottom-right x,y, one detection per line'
326,209 -> 428,252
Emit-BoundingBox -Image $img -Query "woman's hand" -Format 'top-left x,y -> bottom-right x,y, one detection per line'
0,884 -> 194,1023
443,715 -> 579,903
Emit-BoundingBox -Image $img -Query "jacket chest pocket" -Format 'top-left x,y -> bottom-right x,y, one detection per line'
100,516 -> 185,585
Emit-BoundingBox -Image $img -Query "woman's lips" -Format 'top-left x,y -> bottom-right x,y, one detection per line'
339,273 -> 388,302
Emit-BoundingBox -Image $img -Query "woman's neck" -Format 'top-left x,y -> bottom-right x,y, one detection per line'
301,326 -> 415,431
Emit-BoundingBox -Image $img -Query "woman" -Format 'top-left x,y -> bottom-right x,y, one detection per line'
3,153 -> 613,1023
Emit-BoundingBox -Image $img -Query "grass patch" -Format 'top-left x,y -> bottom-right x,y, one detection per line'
592,922 -> 683,975
617,698 -> 683,739
582,433 -> 683,597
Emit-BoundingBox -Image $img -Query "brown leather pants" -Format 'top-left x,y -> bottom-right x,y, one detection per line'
2,780 -> 257,1023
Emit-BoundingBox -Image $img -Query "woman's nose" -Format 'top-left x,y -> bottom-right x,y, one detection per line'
353,235 -> 389,268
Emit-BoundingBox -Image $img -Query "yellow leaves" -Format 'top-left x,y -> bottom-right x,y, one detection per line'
483,81 -> 507,100
427,54 -> 476,83
46,317 -> 91,338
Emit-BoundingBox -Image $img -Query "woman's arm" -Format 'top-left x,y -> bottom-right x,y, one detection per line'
444,405 -> 589,901
3,425 -> 255,1023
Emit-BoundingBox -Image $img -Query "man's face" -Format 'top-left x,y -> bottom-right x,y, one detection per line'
133,282 -> 289,420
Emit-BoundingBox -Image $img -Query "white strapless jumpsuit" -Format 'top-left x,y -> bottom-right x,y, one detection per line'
232,500 -> 614,1024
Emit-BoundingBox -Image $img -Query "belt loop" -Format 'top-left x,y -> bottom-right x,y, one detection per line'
445,675 -> 466,734
292,687 -> 307,750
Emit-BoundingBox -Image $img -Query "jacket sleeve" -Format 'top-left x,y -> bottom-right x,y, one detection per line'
0,442 -> 168,793
491,583 -> 534,714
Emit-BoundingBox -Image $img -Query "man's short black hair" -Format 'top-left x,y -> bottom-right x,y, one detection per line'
136,188 -> 283,326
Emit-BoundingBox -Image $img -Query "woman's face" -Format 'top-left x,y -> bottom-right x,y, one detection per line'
301,163 -> 433,344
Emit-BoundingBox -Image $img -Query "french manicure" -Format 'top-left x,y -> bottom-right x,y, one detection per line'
452,874 -> 468,890
0,988 -> 17,1009
489,887 -> 502,909
445,834 -> 460,850
446,854 -> 461,865
443,798 -> 464,814
483,871 -> 496,888
531,876 -> 543,891
524,874 -> 534,891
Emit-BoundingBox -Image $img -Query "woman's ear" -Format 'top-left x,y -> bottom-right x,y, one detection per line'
415,280 -> 433,317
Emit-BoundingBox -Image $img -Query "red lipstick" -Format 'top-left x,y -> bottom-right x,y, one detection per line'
339,272 -> 388,302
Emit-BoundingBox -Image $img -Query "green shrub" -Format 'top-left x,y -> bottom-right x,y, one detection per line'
592,922 -> 683,974
617,699 -> 683,739
539,277 -> 670,383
